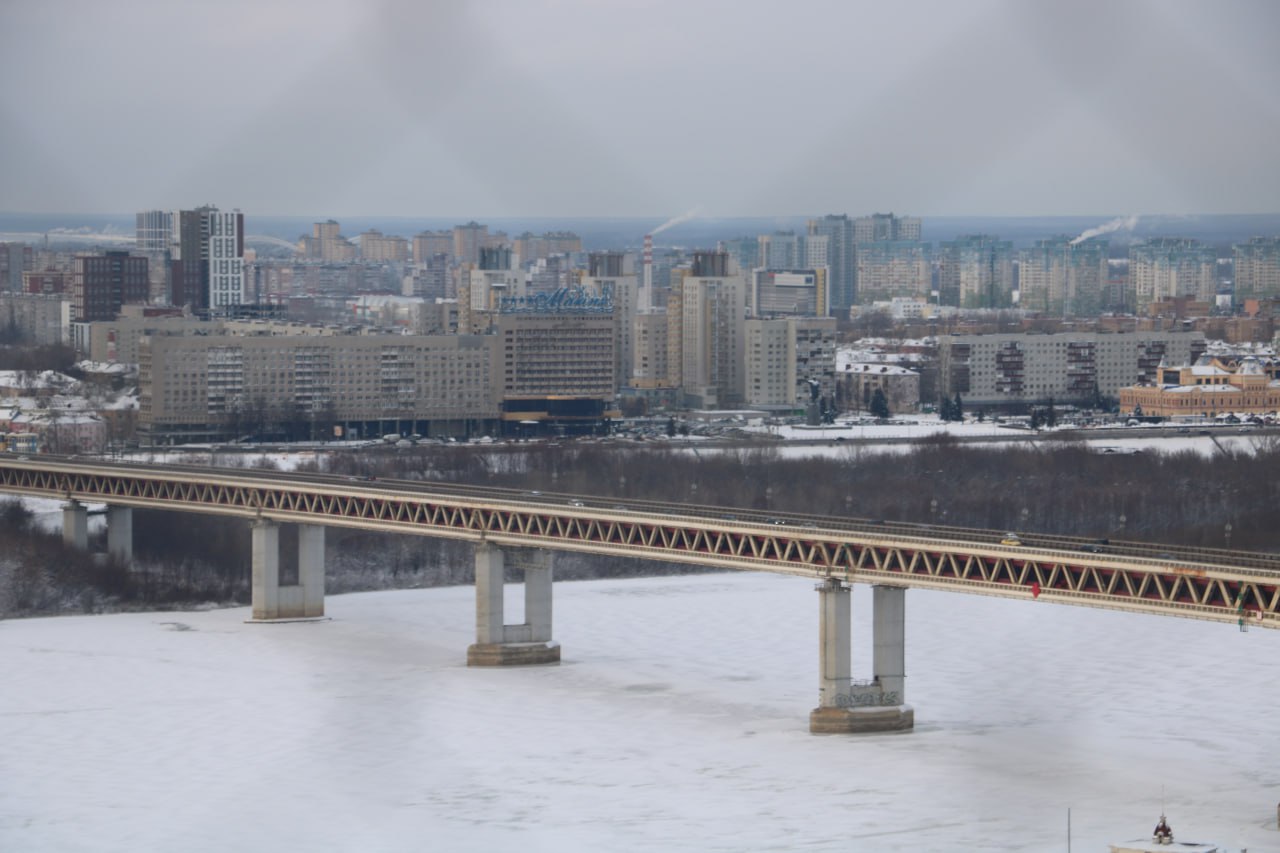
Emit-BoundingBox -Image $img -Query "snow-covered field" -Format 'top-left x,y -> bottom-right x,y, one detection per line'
3,573 -> 1276,852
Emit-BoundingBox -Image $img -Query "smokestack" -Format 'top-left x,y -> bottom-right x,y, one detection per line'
643,233 -> 653,312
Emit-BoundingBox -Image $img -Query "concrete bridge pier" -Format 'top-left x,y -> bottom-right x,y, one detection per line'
250,520 -> 326,621
62,500 -> 89,550
467,543 -> 560,666
106,506 -> 132,562
809,579 -> 913,734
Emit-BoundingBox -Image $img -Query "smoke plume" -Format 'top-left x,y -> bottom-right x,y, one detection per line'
651,206 -> 702,236
1070,215 -> 1139,245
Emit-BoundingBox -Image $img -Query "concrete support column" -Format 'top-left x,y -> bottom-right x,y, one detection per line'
62,501 -> 88,550
817,578 -> 851,709
251,520 -> 281,621
296,524 -> 326,618
467,544 -> 560,666
809,579 -> 914,734
473,542 -> 505,644
106,505 -> 133,563
872,585 -> 906,702
251,520 -> 328,622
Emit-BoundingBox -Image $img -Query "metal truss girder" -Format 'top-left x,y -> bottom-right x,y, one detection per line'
1,463 -> 1277,630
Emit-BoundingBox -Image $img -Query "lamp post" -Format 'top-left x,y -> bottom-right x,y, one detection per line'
1225,523 -> 1233,549
765,486 -> 773,512
1020,506 -> 1029,530
930,498 -> 938,526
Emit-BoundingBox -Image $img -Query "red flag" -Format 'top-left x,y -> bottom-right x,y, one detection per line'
1031,581 -> 1041,598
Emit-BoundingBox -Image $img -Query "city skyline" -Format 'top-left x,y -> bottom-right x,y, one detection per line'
2,0 -> 1278,219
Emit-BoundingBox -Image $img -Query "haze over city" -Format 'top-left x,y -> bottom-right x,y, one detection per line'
3,0 -> 1279,218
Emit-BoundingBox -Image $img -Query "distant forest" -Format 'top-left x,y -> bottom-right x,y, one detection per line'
2,435 -> 1278,618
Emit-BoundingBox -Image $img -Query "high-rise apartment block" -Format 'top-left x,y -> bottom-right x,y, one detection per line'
675,251 -> 747,408
758,232 -> 801,270
359,230 -> 410,263
1128,238 -> 1217,313
752,269 -> 828,318
853,213 -> 921,243
807,215 -> 855,314
744,316 -> 836,408
1233,236 -> 1280,302
161,206 -> 245,312
1019,238 -> 1108,317
71,251 -> 149,322
298,220 -> 357,261
939,235 -> 1014,309
513,231 -> 582,263
412,231 -> 454,264
583,251 -> 637,391
2,243 -> 34,293
854,241 -> 931,303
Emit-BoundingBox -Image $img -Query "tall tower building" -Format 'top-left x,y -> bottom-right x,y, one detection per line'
1233,236 -> 1280,302
453,222 -> 489,267
170,206 -> 245,313
854,241 -> 931,304
135,210 -> 174,253
677,251 -> 747,408
584,251 -> 638,391
71,250 -> 149,321
1129,238 -> 1216,312
853,213 -> 921,243
758,232 -> 801,270
938,234 -> 1014,309
807,215 -> 855,314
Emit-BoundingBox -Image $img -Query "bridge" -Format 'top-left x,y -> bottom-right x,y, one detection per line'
3,455 -> 1276,733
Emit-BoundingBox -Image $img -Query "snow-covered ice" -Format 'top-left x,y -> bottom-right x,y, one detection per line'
3,572 -> 1277,852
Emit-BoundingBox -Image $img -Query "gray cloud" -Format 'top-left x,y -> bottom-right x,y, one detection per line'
1,0 -> 1276,217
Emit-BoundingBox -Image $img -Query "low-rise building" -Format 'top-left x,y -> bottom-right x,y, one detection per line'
835,362 -> 921,415
1119,355 -> 1280,417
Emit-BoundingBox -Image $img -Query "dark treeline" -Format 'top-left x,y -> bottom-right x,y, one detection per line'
3,436 -> 1278,618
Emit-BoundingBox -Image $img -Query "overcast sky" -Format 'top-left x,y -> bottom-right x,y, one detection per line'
2,0 -> 1277,219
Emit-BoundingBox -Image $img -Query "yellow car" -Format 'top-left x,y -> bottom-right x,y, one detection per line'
1000,533 -> 1023,546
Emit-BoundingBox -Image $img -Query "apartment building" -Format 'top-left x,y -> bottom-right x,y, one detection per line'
938,235 -> 1014,309
359,229 -> 410,263
1129,238 -> 1216,312
138,328 -> 499,443
937,330 -> 1204,407
744,316 -> 836,409
1233,236 -> 1280,302
853,240 -> 930,304
752,268 -> 828,318
70,251 -> 150,322
1019,237 -> 1108,317
674,251 -> 747,409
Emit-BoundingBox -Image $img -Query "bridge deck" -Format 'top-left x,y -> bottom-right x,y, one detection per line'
2,456 -> 1275,629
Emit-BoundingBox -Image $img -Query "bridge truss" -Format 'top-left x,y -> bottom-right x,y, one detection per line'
1,458 -> 1275,630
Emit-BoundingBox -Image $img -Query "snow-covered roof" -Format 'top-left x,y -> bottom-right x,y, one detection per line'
839,362 -> 919,376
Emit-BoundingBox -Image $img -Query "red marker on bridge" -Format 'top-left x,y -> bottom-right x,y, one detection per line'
1031,581 -> 1042,598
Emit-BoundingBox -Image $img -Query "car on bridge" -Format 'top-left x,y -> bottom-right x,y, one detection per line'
1000,533 -> 1023,546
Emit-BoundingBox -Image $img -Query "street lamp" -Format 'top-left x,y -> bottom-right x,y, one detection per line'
1225,523 -> 1233,549
930,499 -> 938,525
1020,507 -> 1029,529
765,486 -> 773,511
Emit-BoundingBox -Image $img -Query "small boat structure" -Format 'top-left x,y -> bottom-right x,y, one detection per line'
1107,813 -> 1220,853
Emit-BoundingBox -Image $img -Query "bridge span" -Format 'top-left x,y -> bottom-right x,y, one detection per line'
3,455 -> 1275,733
